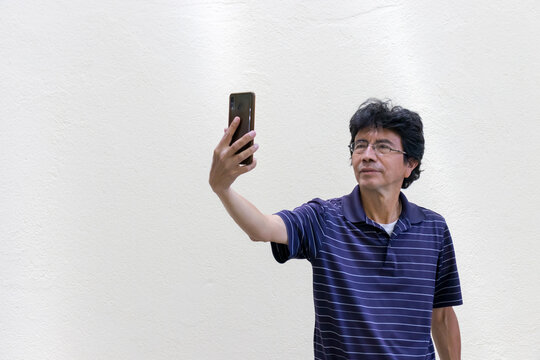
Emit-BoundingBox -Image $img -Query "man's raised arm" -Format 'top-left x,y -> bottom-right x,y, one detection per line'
209,116 -> 287,245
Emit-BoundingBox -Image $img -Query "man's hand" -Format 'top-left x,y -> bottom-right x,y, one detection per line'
209,116 -> 259,195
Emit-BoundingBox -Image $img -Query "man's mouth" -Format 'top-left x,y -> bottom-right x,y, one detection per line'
359,168 -> 380,173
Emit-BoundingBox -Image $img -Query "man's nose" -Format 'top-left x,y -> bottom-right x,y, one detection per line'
361,144 -> 377,161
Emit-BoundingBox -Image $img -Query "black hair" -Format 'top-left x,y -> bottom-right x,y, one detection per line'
349,98 -> 424,189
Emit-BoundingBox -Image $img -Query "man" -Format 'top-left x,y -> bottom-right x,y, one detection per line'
209,99 -> 462,360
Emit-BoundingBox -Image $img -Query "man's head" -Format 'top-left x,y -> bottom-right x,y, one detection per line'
349,98 -> 424,189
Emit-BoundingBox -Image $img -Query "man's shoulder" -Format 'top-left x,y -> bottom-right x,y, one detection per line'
290,194 -> 348,222
419,206 -> 445,221
304,195 -> 345,213
416,205 -> 447,228
409,201 -> 448,226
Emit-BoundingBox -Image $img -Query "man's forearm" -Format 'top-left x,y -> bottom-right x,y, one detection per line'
432,307 -> 461,360
216,188 -> 286,243
209,119 -> 286,244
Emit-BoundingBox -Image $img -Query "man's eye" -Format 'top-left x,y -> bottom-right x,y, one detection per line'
355,143 -> 368,150
377,144 -> 391,152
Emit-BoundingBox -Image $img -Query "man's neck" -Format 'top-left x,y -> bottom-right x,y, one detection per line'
360,188 -> 402,224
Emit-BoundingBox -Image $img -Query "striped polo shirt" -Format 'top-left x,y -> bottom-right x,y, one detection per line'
271,186 -> 462,360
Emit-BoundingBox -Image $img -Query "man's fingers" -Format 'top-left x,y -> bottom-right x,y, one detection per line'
229,130 -> 256,154
234,143 -> 259,164
218,116 -> 241,148
238,158 -> 257,174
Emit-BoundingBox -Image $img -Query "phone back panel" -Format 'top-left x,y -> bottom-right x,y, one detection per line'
228,92 -> 255,164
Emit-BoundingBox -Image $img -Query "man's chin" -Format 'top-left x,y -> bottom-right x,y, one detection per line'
357,181 -> 380,191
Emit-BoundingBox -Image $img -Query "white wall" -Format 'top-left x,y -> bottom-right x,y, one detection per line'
2,1 -> 540,359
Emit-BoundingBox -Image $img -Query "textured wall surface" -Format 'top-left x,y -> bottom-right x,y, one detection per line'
2,1 -> 540,359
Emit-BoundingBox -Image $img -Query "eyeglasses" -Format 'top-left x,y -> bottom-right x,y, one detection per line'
348,140 -> 407,156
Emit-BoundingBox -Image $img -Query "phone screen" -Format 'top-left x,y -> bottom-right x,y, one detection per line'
228,92 -> 255,165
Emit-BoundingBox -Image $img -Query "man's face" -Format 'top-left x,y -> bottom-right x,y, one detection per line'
351,127 -> 418,193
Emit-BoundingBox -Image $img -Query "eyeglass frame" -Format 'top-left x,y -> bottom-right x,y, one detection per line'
348,140 -> 408,156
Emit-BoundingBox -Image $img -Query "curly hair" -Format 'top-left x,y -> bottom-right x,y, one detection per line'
349,98 -> 424,189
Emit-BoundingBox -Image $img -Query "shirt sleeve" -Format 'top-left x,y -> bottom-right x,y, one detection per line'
271,199 -> 327,264
433,223 -> 463,308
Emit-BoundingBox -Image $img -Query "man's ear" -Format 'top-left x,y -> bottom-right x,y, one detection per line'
407,158 -> 419,170
405,158 -> 419,178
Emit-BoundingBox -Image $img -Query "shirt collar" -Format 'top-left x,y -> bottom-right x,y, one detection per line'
342,185 -> 425,224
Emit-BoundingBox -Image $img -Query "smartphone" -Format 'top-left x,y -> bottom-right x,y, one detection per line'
228,92 -> 255,165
